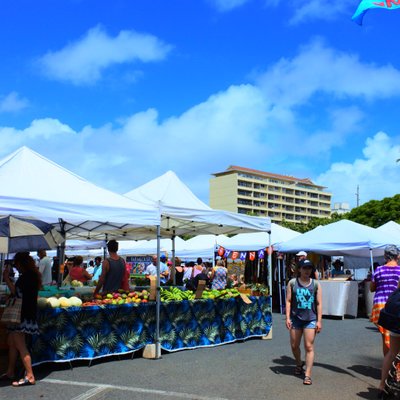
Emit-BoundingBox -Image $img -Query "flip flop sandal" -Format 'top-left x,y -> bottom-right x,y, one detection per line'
12,378 -> 35,387
294,362 -> 305,375
303,376 -> 312,385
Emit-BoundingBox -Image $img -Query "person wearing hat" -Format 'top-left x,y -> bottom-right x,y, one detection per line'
296,251 -> 318,280
286,259 -> 322,386
296,251 -> 308,261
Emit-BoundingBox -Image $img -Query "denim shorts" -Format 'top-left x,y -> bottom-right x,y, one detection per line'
291,316 -> 317,330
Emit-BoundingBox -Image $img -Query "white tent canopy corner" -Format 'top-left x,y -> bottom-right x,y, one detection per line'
0,147 -> 161,240
376,221 -> 400,246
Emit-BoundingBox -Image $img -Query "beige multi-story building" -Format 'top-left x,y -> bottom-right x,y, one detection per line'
209,165 -> 332,224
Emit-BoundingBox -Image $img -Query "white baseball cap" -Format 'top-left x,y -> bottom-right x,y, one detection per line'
296,251 -> 307,257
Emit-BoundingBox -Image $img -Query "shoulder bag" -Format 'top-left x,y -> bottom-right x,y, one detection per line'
1,296 -> 22,325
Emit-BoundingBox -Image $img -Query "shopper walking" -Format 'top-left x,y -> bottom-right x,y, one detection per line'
285,259 -> 322,386
1,252 -> 41,386
370,245 -> 400,356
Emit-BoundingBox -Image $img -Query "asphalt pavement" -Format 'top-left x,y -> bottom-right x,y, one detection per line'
0,312 -> 384,400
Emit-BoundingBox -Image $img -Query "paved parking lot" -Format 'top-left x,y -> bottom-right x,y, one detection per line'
0,313 -> 383,400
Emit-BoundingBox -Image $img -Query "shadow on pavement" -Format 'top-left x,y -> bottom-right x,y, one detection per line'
271,355 -> 355,377
348,364 -> 381,380
356,387 -> 382,399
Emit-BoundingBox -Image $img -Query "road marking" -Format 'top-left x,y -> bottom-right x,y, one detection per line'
70,386 -> 111,400
42,378 -> 231,400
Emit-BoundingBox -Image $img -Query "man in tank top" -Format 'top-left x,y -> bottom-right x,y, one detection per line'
94,240 -> 126,294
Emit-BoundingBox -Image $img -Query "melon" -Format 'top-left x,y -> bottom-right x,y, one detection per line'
47,297 -> 60,308
69,296 -> 82,307
59,297 -> 71,307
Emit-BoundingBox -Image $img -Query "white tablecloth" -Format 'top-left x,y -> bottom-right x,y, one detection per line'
319,280 -> 359,318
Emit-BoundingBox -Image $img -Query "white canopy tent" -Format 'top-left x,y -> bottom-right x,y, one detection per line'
277,220 -> 391,258
176,234 -> 229,261
220,223 -> 301,251
125,171 -> 272,358
1,151 -> 270,359
376,221 -> 400,246
124,170 -> 271,236
94,236 -> 187,257
44,239 -> 107,257
0,147 -> 161,240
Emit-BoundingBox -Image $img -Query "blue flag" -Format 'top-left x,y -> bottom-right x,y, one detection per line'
352,0 -> 400,25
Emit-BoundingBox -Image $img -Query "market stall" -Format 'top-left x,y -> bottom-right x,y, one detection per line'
0,150 -> 272,363
277,220 -> 393,318
31,296 -> 272,365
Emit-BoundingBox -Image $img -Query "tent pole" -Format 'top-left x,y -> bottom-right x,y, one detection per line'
103,234 -> 108,260
0,253 -> 4,284
282,256 -> 287,314
370,248 -> 375,273
172,230 -> 176,285
155,225 -> 161,359
277,257 -> 282,314
57,219 -> 66,287
268,230 -> 272,299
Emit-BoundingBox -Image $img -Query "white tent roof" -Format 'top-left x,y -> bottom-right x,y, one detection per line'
124,170 -> 271,236
117,236 -> 186,256
0,147 -> 160,240
376,221 -> 400,246
277,219 -> 392,257
219,223 -> 301,251
175,234 -> 228,261
182,234 -> 229,249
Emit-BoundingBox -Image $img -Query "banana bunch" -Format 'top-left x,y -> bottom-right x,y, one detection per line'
201,288 -> 240,299
160,287 -> 195,302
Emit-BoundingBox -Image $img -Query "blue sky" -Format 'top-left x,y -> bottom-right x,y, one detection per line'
1,0 -> 399,209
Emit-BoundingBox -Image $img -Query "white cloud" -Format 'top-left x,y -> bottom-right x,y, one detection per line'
265,0 -> 351,23
0,85 -> 270,199
37,25 -> 172,85
2,41 -> 400,207
0,92 -> 29,113
208,0 -> 251,12
257,39 -> 400,107
316,132 -> 400,208
288,1 -> 350,24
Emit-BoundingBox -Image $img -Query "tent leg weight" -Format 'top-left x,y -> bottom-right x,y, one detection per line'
142,344 -> 162,359
262,327 -> 272,340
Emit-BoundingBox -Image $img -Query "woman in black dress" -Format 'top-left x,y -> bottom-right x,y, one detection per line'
1,252 -> 41,386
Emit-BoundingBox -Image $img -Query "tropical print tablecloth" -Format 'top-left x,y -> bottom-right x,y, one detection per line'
31,296 -> 272,365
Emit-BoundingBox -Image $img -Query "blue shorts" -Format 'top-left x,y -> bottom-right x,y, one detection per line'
291,316 -> 316,330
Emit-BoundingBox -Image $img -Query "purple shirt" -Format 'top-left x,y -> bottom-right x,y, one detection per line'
372,265 -> 400,304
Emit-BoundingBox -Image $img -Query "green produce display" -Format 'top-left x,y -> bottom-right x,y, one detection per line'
160,287 -> 195,301
160,287 -> 242,302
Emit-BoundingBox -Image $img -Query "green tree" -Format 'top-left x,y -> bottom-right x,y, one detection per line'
280,194 -> 399,232
345,194 -> 400,228
281,212 -> 343,233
